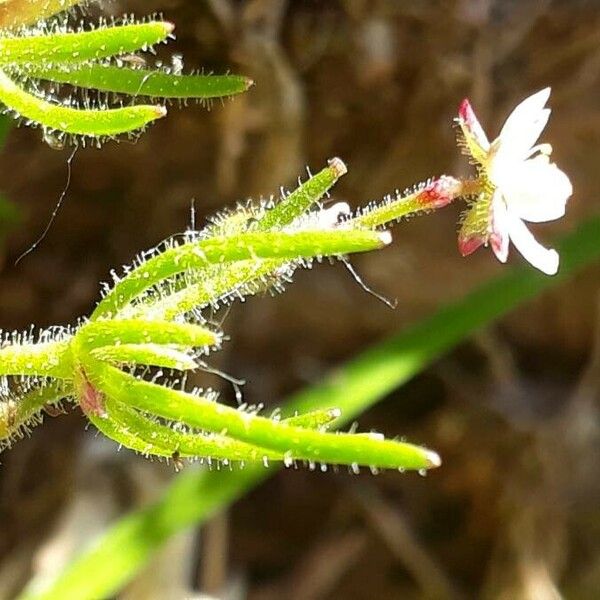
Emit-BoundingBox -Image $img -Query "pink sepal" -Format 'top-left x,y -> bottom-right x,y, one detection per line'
458,234 -> 485,257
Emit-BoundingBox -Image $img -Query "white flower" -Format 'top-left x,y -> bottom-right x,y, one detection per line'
287,201 -> 351,231
457,87 -> 572,275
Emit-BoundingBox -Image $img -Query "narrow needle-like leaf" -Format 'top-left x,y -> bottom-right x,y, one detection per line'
0,69 -> 166,136
0,382 -> 71,444
90,344 -> 197,371
257,157 -> 348,230
0,22 -> 174,65
17,63 -> 253,100
92,229 -> 390,319
87,361 -> 438,471
102,398 -> 285,461
77,319 -> 219,351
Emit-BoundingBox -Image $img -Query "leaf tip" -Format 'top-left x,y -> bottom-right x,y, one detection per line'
154,106 -> 168,119
425,449 -> 442,469
163,21 -> 176,35
378,230 -> 393,246
327,156 -> 347,178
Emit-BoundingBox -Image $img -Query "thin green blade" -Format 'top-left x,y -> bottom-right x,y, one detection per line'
17,63 -> 253,100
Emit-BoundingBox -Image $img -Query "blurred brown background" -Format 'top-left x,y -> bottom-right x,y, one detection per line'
0,0 -> 599,598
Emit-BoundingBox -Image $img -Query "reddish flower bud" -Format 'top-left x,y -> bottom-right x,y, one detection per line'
417,176 -> 463,209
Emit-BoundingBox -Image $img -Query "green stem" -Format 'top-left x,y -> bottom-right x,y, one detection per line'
0,382 -> 72,443
352,176 -> 465,229
0,340 -> 72,378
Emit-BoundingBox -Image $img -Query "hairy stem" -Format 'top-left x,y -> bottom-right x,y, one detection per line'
0,340 -> 72,378
0,382 -> 72,443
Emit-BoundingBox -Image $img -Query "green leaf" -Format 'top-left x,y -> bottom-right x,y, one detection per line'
283,407 -> 341,429
0,69 -> 166,136
93,402 -> 345,463
130,159 -> 350,320
22,215 -> 600,600
0,22 -> 173,66
17,63 -> 253,100
86,360 -> 438,470
90,344 -> 197,371
256,157 -> 347,231
92,229 -> 390,319
0,339 -> 72,378
77,319 -> 219,352
98,397 -> 286,462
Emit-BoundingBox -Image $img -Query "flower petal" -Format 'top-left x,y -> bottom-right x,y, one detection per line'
506,211 -> 559,275
499,156 -> 572,223
495,88 -> 551,162
316,202 -> 351,228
